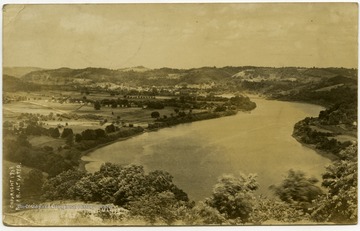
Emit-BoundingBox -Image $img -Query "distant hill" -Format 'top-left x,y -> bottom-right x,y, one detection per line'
3,74 -> 41,92
231,67 -> 357,82
117,66 -> 151,72
21,67 -> 117,85
18,66 -> 357,92
3,66 -> 44,78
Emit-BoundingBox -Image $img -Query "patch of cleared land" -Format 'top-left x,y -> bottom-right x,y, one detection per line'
314,84 -> 344,92
3,90 -> 206,134
309,124 -> 357,143
334,135 -> 357,143
28,136 -> 65,148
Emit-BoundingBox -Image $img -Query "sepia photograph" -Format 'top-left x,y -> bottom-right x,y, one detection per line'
1,0 -> 358,227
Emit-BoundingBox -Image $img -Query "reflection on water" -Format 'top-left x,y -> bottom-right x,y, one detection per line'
83,98 -> 330,201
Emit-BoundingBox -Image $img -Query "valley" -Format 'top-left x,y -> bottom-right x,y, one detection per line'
2,65 -> 357,225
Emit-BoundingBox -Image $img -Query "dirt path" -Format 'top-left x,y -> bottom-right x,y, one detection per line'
23,101 -> 68,114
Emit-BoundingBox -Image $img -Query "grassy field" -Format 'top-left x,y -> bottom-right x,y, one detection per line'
28,136 -> 66,148
334,134 -> 357,143
309,124 -> 357,144
3,90 -> 206,133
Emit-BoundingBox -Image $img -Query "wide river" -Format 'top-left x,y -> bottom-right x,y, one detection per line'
82,97 -> 331,201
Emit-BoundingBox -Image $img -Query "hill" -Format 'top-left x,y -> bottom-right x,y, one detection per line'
3,75 -> 41,92
14,66 -> 357,106
3,67 -> 44,78
117,66 -> 151,72
21,66 -> 357,86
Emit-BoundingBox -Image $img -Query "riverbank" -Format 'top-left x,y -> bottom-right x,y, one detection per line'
147,110 -> 238,130
292,116 -> 354,160
77,128 -> 148,172
292,134 -> 338,161
78,109 -> 247,171
78,132 -> 145,171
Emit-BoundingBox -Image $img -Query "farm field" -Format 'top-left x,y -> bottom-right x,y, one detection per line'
3,92 -> 184,132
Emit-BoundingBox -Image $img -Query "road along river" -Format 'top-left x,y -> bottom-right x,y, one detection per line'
82,98 -> 331,201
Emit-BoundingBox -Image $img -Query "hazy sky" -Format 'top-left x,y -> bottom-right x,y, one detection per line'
3,3 -> 358,69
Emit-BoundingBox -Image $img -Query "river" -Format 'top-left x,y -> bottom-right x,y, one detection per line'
82,98 -> 331,201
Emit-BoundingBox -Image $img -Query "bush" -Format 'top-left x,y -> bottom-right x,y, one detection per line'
184,201 -> 226,225
269,169 -> 323,211
151,111 -> 160,118
94,101 -> 101,110
127,191 -> 185,225
249,196 -> 310,224
311,144 -> 357,223
205,173 -> 258,223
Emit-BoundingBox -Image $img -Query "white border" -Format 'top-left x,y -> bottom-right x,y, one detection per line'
0,1 -> 359,231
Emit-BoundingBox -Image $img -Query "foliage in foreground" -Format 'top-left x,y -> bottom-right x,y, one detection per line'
311,144 -> 358,223
269,169 -> 323,211
42,163 -> 189,207
205,173 -> 258,223
17,144 -> 358,225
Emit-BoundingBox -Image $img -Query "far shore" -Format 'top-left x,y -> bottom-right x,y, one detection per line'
78,94 -> 336,173
78,110 -> 241,172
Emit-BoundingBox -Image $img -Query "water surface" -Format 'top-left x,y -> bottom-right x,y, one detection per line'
83,98 -> 330,201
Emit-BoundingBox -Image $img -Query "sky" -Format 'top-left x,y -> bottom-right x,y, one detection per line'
2,3 -> 358,69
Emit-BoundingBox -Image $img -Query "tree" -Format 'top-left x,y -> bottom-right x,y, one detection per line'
127,191 -> 185,225
42,169 -> 87,200
269,169 -> 323,209
23,169 -> 44,197
61,128 -> 73,138
249,196 -> 311,224
66,133 -> 74,146
69,174 -> 102,202
105,124 -> 116,133
75,133 -> 82,143
311,144 -> 357,223
45,154 -> 74,177
95,129 -> 106,139
185,201 -> 226,225
25,124 -> 42,136
152,87 -> 158,95
146,170 -> 189,202
214,105 -> 227,112
205,173 -> 258,223
94,101 -> 101,110
147,101 -> 164,109
70,163 -> 146,204
114,165 -> 149,206
49,127 -> 60,138
151,111 -> 160,119
81,129 -> 97,140
178,111 -> 186,117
